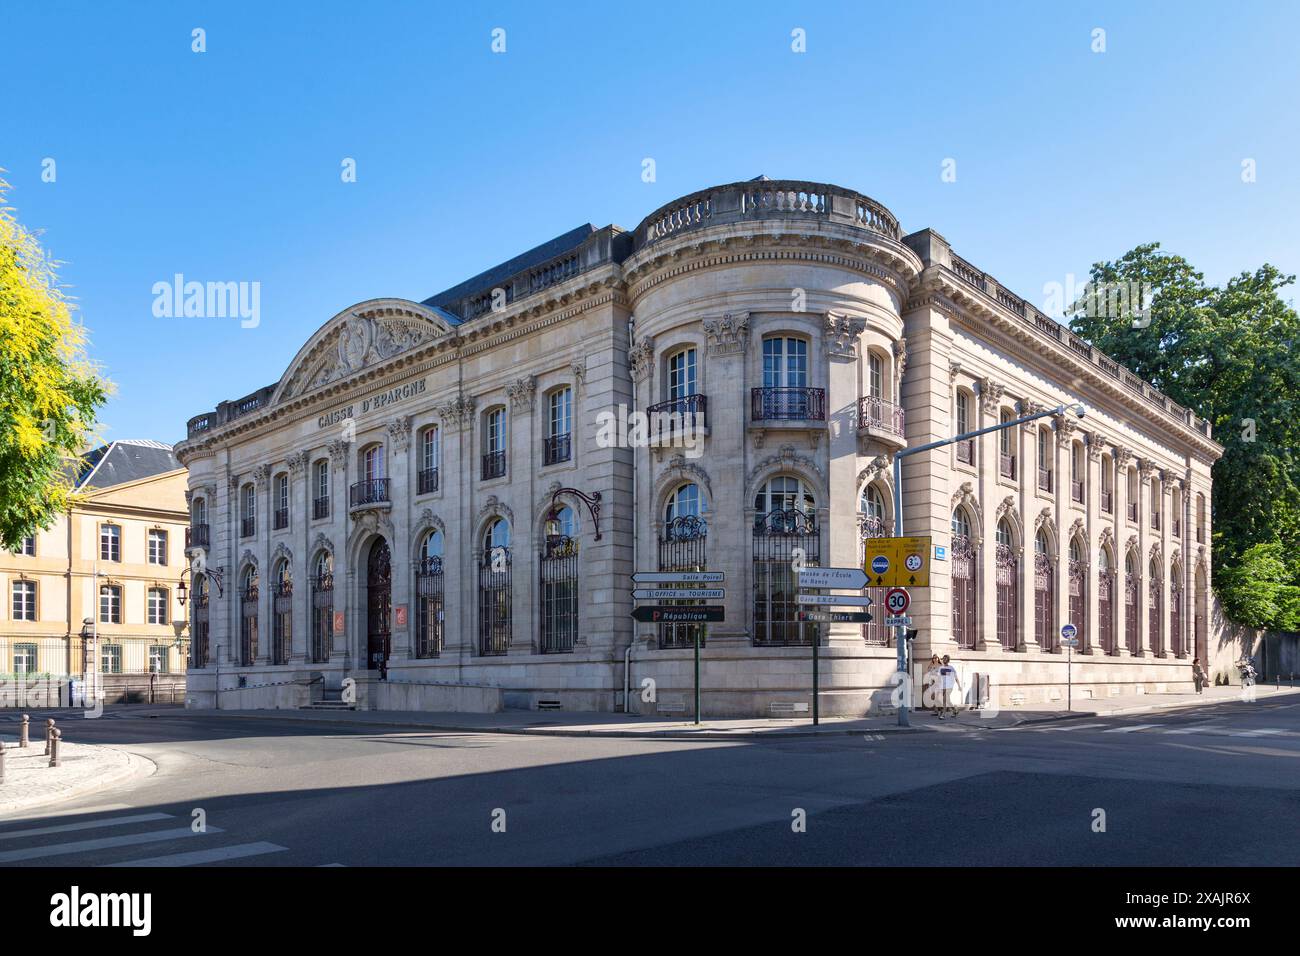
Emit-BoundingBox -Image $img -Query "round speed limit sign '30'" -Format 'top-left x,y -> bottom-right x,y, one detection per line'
885,588 -> 910,615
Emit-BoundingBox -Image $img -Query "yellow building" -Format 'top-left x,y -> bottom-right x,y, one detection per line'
1,440 -> 189,700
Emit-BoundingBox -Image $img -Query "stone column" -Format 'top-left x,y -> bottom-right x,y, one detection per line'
387,415 -> 413,662
824,314 -> 867,646
1114,447 -> 1133,658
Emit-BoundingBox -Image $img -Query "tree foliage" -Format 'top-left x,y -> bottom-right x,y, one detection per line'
0,177 -> 109,550
1068,243 -> 1300,629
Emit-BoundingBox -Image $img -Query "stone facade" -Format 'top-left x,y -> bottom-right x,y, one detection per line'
175,179 -> 1222,716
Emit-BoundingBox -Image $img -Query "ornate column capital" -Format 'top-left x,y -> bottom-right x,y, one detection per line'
387,415 -> 413,452
507,376 -> 537,413
978,377 -> 1004,415
327,439 -> 351,472
824,313 -> 866,359
628,337 -> 655,382
286,451 -> 309,476
252,464 -> 272,490
893,337 -> 908,379
438,393 -> 476,430
702,312 -> 750,355
1115,445 -> 1135,470
570,357 -> 588,394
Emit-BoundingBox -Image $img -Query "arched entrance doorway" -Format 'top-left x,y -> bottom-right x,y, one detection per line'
365,538 -> 392,670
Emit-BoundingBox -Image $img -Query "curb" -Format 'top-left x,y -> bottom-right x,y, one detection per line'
1007,686 -> 1300,726
0,746 -> 156,818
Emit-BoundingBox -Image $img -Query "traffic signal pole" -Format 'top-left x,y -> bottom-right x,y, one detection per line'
890,402 -> 1085,727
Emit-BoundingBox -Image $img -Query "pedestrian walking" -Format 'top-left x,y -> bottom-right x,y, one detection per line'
1192,657 -> 1207,694
924,655 -> 941,711
937,655 -> 963,718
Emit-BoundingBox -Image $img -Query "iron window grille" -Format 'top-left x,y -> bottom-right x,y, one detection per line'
539,536 -> 578,654
415,557 -> 444,658
657,516 -> 708,649
477,547 -> 512,655
752,509 -> 820,647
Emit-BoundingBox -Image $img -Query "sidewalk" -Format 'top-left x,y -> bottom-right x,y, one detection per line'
150,683 -> 1300,741
0,733 -> 154,817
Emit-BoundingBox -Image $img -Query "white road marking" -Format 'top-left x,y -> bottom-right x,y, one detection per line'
0,812 -> 173,842
1051,723 -> 1107,732
0,825 -> 222,863
105,841 -> 286,867
3,802 -> 135,820
1232,728 -> 1285,737
1164,725 -> 1225,735
1102,724 -> 1159,733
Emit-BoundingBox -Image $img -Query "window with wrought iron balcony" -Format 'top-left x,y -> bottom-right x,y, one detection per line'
273,507 -> 289,531
349,478 -> 390,507
481,451 -> 506,480
1151,512 -> 1161,530
1071,479 -> 1084,503
1172,518 -> 1181,538
956,439 -> 975,464
543,434 -> 571,466
186,524 -> 210,549
313,496 -> 329,519
418,467 -> 439,494
648,394 -> 707,442
999,453 -> 1016,479
751,387 -> 826,421
857,395 -> 904,438
240,516 -> 255,538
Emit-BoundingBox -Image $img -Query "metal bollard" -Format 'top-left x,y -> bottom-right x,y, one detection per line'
44,718 -> 55,756
0,740 -> 5,784
48,728 -> 61,768
19,714 -> 29,749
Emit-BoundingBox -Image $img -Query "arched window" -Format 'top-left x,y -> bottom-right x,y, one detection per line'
545,388 -> 573,464
1097,546 -> 1115,655
659,484 -> 708,650
858,485 -> 892,647
952,509 -> 977,650
762,336 -> 808,388
313,459 -> 330,519
753,475 -> 815,517
1148,556 -> 1163,656
540,506 -> 579,654
415,531 -> 444,658
754,477 -> 819,647
240,566 -> 259,666
1035,530 -> 1056,650
1068,536 -> 1088,651
1196,493 -> 1206,543
667,348 -> 698,399
191,574 -> 210,668
272,559 -> 292,664
955,391 -> 974,463
1124,550 -> 1140,654
478,518 -> 512,655
241,483 -> 256,537
311,552 -> 333,663
758,336 -> 817,420
1170,560 -> 1184,656
995,518 -> 1018,650
482,407 -> 507,479
1172,487 -> 1183,538
191,497 -> 208,538
418,426 -> 440,494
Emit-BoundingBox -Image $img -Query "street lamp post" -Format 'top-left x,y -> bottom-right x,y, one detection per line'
890,402 -> 1086,727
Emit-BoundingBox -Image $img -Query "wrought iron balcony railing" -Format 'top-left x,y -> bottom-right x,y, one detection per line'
418,467 -> 439,494
999,454 -> 1016,479
349,478 -> 390,507
751,387 -> 826,422
313,496 -> 329,520
186,524 -> 210,549
481,451 -> 506,480
240,516 -> 255,538
857,396 -> 904,437
543,434 -> 572,465
647,394 -> 708,436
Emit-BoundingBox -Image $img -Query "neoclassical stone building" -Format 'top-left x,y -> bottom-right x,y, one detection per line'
175,178 -> 1222,715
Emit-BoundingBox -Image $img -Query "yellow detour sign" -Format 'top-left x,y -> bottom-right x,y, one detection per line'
862,536 -> 932,588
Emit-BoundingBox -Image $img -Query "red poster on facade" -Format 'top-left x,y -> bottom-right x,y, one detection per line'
333,611 -> 345,634
394,604 -> 408,628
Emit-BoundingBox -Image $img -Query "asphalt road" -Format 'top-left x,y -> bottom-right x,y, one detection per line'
2,697 -> 1298,866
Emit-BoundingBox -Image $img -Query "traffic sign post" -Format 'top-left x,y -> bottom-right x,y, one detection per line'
795,594 -> 874,607
630,606 -> 725,623
631,588 -> 725,601
862,537 -> 932,588
629,571 -> 728,725
795,566 -> 871,727
1061,623 -> 1079,710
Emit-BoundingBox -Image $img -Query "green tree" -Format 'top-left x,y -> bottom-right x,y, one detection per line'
0,177 -> 109,549
1069,244 -> 1300,629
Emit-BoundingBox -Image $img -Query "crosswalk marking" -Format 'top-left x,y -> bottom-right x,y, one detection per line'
1164,725 -> 1225,735
1102,724 -> 1158,733
0,812 -> 173,842
1051,723 -> 1107,732
105,841 -> 286,867
0,825 -> 222,864
1232,728 -> 1285,737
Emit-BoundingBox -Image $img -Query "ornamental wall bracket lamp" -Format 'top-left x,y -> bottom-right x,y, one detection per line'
177,561 -> 225,606
545,487 -> 602,541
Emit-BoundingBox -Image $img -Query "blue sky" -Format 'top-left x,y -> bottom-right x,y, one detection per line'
3,0 -> 1297,444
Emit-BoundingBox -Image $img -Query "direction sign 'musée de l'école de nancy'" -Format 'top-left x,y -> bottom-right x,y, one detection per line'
862,536 -> 932,588
794,566 -> 868,590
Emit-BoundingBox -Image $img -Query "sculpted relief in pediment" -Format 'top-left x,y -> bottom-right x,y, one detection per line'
288,313 -> 440,398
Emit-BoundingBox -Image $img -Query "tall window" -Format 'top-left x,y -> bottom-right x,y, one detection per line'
415,531 -> 444,658
1170,561 -> 1184,656
362,444 -> 385,482
272,560 -> 292,664
999,409 -> 1015,477
1127,468 -> 1139,521
1148,557 -> 1163,656
545,387 -> 573,465
1037,428 -> 1052,492
1098,547 -> 1115,655
100,524 -> 121,562
147,587 -> 169,625
1124,550 -> 1140,654
995,519 -> 1018,650
763,336 -> 808,388
99,584 -> 122,624
15,535 -> 35,556
11,581 -> 36,621
859,485 -> 891,647
192,497 -> 207,527
310,552 -> 333,663
952,509 -> 977,649
483,407 -> 507,479
867,352 -> 884,399
1034,531 -> 1056,650
540,506 -> 579,653
314,459 -> 330,518
192,574 -> 210,669
419,426 -> 440,493
668,348 -> 697,398
1071,442 -> 1085,502
1068,536 -> 1087,649
240,567 -> 259,666
1196,493 -> 1206,542
659,483 -> 708,650
1100,455 -> 1114,513
242,483 -> 256,537
955,392 -> 973,463
1150,478 -> 1161,530
148,529 -> 168,565
478,518 -> 512,654
753,477 -> 819,647
274,473 -> 289,530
